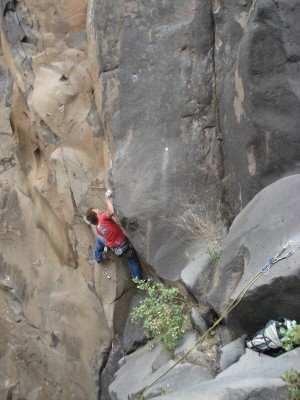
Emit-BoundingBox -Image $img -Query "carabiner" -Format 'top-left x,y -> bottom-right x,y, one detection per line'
103,269 -> 112,280
260,264 -> 270,275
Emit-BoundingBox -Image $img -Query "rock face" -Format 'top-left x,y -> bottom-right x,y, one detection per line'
215,0 -> 300,213
87,0 -> 223,279
1,0 -> 300,399
0,0 -> 111,398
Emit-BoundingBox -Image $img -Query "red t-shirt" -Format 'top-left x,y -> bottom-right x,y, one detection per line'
96,213 -> 126,248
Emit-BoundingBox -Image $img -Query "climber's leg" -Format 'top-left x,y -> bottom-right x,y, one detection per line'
127,250 -> 144,280
94,236 -> 106,263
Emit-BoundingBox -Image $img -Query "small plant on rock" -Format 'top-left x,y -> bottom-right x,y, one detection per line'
280,320 -> 300,351
131,279 -> 192,351
282,370 -> 300,400
207,246 -> 221,264
169,197 -> 226,265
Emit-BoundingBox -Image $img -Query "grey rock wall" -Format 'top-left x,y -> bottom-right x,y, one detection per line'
215,0 -> 300,213
88,0 -> 223,279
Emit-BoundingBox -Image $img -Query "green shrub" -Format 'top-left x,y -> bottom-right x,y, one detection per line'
131,279 -> 191,351
280,320 -> 300,351
283,370 -> 300,400
207,246 -> 221,264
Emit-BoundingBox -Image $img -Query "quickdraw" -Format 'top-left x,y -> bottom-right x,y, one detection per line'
260,241 -> 295,275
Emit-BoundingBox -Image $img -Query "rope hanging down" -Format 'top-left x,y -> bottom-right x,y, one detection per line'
138,241 -> 295,400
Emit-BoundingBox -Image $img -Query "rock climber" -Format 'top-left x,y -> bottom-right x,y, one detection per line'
85,190 -> 144,280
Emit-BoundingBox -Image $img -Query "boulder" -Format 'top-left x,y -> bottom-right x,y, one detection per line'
118,290 -> 149,354
208,175 -> 300,334
109,343 -> 213,400
149,348 -> 300,399
217,337 -> 246,371
181,249 -> 219,304
174,331 -> 212,371
190,308 -> 208,336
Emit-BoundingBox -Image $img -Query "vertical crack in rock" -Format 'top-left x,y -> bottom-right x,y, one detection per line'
211,1 -> 223,147
245,0 -> 258,26
211,0 -> 233,225
36,19 -> 50,64
97,340 -> 112,400
64,221 -> 78,269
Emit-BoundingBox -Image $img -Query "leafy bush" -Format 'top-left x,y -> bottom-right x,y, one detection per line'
280,320 -> 300,351
131,279 -> 191,351
283,370 -> 300,400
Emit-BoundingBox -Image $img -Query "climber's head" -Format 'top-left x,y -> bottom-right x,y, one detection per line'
86,208 -> 98,225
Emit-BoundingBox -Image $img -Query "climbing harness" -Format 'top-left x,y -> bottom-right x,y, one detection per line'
138,241 -> 295,399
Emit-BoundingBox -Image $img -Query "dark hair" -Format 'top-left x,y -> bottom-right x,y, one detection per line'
86,208 -> 98,225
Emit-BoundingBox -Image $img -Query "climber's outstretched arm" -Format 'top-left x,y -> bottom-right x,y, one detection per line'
106,190 -> 115,218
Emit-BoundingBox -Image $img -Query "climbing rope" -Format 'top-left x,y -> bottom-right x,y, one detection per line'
138,241 -> 295,399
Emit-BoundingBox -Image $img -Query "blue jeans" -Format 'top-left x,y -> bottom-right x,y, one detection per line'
126,250 -> 144,280
94,237 -> 143,280
94,236 -> 106,263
